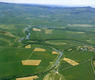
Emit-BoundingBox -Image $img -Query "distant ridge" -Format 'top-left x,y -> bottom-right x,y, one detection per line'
0,1 -> 95,25
0,2 -> 94,9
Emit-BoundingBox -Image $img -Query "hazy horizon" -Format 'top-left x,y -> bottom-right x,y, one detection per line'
0,0 -> 95,7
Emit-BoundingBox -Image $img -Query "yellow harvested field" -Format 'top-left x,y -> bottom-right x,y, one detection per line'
93,61 -> 95,67
63,58 -> 79,66
52,51 -> 59,55
16,75 -> 39,80
25,45 -> 31,48
45,29 -> 52,34
22,60 -> 41,66
33,28 -> 41,31
33,48 -> 46,51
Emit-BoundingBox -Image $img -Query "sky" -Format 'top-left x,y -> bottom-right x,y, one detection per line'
0,0 -> 95,7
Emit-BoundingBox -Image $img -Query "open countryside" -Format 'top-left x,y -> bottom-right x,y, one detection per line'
0,2 -> 95,80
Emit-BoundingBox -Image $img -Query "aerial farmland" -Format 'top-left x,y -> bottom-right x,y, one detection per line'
0,1 -> 95,80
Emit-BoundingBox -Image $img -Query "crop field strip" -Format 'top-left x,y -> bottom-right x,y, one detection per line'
22,60 -> 41,66
33,48 -> 46,52
63,58 -> 79,66
16,75 -> 39,80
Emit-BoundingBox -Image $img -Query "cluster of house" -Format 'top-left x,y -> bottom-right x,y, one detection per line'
77,45 -> 95,52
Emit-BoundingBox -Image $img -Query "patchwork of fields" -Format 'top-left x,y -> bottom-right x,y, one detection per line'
0,24 -> 95,80
0,2 -> 95,80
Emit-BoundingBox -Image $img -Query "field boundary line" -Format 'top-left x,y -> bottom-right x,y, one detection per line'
91,57 -> 95,78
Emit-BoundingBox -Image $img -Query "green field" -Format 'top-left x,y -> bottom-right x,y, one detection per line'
0,44 -> 58,80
